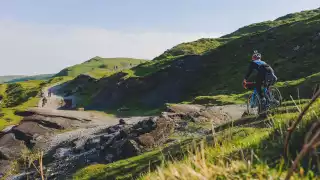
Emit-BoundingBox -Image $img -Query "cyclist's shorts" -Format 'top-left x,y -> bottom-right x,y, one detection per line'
265,73 -> 277,85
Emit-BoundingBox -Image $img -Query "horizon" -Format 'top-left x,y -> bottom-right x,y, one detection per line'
1,0 -> 320,76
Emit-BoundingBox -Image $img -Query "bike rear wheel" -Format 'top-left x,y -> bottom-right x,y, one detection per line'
247,93 -> 262,116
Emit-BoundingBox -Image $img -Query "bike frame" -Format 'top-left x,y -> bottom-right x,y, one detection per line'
250,87 -> 269,107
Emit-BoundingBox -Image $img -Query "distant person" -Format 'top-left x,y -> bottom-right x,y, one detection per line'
42,97 -> 47,107
48,89 -> 52,97
243,50 -> 278,108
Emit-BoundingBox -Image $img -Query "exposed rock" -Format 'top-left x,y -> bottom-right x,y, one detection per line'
138,116 -> 175,147
164,104 -> 232,125
119,119 -> 126,125
0,133 -> 27,160
53,148 -> 72,160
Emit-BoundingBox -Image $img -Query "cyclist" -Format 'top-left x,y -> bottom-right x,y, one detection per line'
243,50 -> 278,110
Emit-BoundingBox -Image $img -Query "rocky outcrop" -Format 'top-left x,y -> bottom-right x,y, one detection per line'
2,113 -> 175,179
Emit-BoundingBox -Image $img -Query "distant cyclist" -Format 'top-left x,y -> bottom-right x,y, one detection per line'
243,50 -> 278,109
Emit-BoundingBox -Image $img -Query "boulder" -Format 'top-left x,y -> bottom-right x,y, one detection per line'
138,116 -> 174,147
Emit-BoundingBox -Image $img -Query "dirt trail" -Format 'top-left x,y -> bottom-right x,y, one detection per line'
38,85 -> 64,109
35,84 -> 146,126
38,84 -> 76,109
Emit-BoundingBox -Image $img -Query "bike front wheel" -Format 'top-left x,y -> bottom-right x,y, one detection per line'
267,86 -> 282,108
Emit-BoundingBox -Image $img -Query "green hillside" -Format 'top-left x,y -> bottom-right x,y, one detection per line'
0,80 -> 45,130
0,76 -> 72,130
55,57 -> 148,78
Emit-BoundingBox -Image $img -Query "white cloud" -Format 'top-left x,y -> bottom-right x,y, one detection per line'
0,20 -> 223,75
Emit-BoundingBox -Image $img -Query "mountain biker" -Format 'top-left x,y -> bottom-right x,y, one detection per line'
243,50 -> 278,109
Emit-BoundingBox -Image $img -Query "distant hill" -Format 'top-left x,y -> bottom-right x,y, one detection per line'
0,74 -> 53,84
0,75 -> 25,83
5,74 -> 53,83
55,57 -> 148,78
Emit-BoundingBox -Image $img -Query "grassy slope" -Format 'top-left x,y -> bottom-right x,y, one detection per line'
0,80 -> 44,129
0,76 -> 72,130
55,57 -> 148,78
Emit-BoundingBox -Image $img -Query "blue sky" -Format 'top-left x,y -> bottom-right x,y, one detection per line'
0,0 -> 319,75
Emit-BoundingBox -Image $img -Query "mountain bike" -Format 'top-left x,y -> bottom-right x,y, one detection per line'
245,82 -> 282,116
